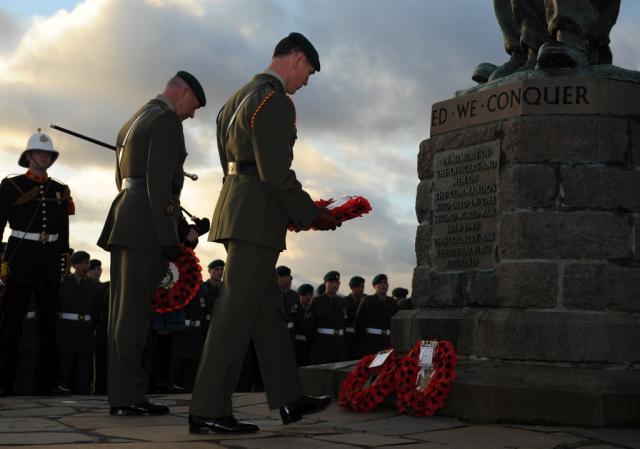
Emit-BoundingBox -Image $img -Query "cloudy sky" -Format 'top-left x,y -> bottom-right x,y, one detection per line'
2,0 -> 640,294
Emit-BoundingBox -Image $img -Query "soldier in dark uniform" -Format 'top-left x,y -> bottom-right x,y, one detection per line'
294,283 -> 314,366
88,259 -> 109,395
189,33 -> 336,434
392,287 -> 412,310
344,276 -> 365,360
97,71 -> 206,415
304,271 -> 348,365
277,266 -> 300,351
0,129 -> 73,396
57,250 -> 102,394
354,274 -> 398,357
201,259 -> 224,334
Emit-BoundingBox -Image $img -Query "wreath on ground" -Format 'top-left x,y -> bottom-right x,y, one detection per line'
152,245 -> 202,313
338,349 -> 398,412
394,339 -> 457,416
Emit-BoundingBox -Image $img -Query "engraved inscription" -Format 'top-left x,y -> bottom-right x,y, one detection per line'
431,141 -> 500,271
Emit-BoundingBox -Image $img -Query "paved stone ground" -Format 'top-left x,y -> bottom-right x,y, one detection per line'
0,393 -> 638,448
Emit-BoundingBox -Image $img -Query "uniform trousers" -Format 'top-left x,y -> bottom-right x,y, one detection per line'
108,246 -> 166,406
190,239 -> 302,418
0,279 -> 59,392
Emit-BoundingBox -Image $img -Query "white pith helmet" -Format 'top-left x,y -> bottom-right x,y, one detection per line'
19,128 -> 59,168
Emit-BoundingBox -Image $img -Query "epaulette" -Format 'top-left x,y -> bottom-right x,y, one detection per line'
50,177 -> 68,187
3,174 -> 21,180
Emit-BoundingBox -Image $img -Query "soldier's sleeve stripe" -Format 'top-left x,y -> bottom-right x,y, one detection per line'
249,90 -> 277,129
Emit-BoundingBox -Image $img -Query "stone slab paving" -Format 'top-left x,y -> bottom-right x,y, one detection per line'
0,393 -> 638,449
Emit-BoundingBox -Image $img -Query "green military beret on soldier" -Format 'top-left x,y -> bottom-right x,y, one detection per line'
349,275 -> 365,288
274,32 -> 320,72
89,259 -> 102,271
208,259 -> 225,269
176,70 -> 206,107
372,273 -> 388,285
70,250 -> 90,265
297,283 -> 314,295
392,287 -> 409,299
276,265 -> 292,277
323,270 -> 340,282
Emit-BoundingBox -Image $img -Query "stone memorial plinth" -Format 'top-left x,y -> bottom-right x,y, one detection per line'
395,71 -> 640,426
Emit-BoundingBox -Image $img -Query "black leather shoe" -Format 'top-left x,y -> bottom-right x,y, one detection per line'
280,394 -> 331,425
188,414 -> 259,434
48,385 -> 71,396
110,400 -> 170,416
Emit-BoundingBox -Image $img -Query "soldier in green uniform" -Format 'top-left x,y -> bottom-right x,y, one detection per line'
304,271 -> 349,365
344,275 -> 365,360
277,265 -> 300,351
0,130 -> 73,396
354,274 -> 398,357
88,259 -> 109,395
98,71 -> 206,415
392,287 -> 412,310
57,250 -> 102,394
294,283 -> 314,366
189,33 -> 337,434
201,259 -> 224,334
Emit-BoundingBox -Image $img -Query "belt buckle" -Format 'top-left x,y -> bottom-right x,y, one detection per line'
39,231 -> 49,242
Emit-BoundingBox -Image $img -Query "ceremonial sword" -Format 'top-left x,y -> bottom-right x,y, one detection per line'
49,124 -> 199,181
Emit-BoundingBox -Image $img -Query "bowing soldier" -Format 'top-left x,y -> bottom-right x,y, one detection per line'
304,271 -> 348,364
0,129 -> 74,396
354,273 -> 397,357
57,250 -> 102,394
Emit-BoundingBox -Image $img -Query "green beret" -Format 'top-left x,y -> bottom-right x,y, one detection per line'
392,287 -> 409,299
89,259 -> 102,270
372,273 -> 388,285
349,276 -> 365,288
70,251 -> 90,265
208,259 -> 225,269
289,32 -> 320,72
297,283 -> 314,295
176,70 -> 206,107
276,265 -> 292,277
323,270 -> 340,282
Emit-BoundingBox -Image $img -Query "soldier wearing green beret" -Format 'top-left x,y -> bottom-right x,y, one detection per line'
354,273 -> 398,357
304,271 -> 349,365
57,250 -> 102,394
98,71 -> 205,416
392,287 -> 412,310
276,266 -> 305,365
344,275 -> 365,359
190,33 -> 336,434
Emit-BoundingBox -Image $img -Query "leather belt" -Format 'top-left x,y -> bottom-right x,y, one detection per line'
123,177 -> 146,189
228,161 -> 258,176
317,327 -> 344,336
59,312 -> 92,321
11,230 -> 59,243
186,319 -> 201,327
365,327 -> 391,336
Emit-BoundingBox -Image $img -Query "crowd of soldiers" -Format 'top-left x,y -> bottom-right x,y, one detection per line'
0,235 -> 411,395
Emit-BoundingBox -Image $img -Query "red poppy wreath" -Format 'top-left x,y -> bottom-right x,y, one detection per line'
289,196 -> 372,231
339,349 -> 398,413
394,340 -> 457,416
152,245 -> 203,313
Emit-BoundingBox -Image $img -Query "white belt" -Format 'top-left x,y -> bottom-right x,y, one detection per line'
295,334 -> 307,342
25,311 -> 36,320
186,320 -> 201,327
317,327 -> 344,336
11,230 -> 59,242
345,327 -> 355,333
365,327 -> 391,336
59,312 -> 91,321
287,322 -> 294,329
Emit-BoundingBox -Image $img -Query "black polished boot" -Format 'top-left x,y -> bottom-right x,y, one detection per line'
110,399 -> 170,416
279,394 -> 331,425
188,414 -> 259,434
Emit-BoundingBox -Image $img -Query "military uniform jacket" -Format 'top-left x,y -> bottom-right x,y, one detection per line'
343,293 -> 361,359
304,293 -> 349,364
172,294 -> 207,359
98,98 -> 185,253
210,73 -> 319,250
0,173 -> 71,285
354,294 -> 398,357
57,275 -> 101,353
